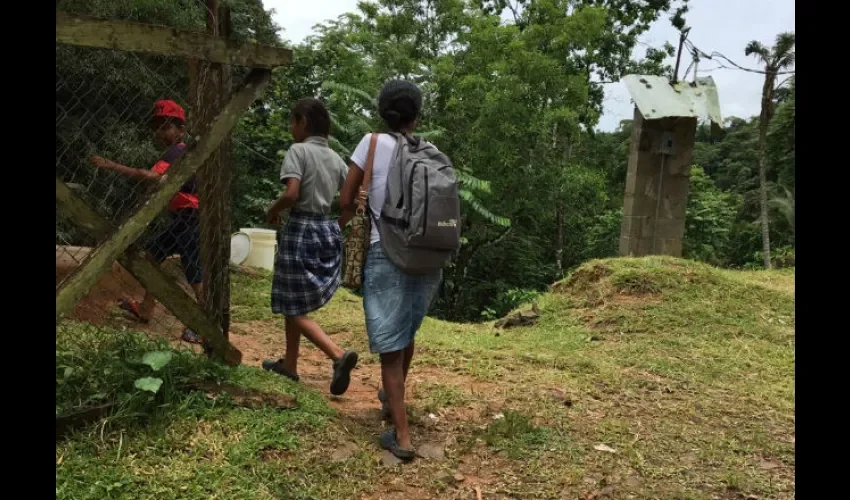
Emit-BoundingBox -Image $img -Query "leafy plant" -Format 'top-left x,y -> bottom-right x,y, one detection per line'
481,288 -> 541,320
131,350 -> 175,394
684,166 -> 739,266
56,323 -> 226,420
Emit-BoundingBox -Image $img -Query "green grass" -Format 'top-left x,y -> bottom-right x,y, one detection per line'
57,256 -> 795,499
418,382 -> 471,413
479,410 -> 554,459
230,269 -> 276,322
56,322 -> 228,418
56,332 -> 375,499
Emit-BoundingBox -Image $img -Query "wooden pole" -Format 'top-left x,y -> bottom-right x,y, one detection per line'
218,5 -> 234,338
193,0 -> 234,341
56,68 -> 271,323
56,12 -> 292,68
672,28 -> 691,84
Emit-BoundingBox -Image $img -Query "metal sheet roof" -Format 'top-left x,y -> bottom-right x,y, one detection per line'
622,74 -> 722,127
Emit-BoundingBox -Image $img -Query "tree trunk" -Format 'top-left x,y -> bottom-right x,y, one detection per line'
555,204 -> 564,273
758,136 -> 771,269
757,69 -> 776,269
554,140 -> 572,275
791,185 -> 795,249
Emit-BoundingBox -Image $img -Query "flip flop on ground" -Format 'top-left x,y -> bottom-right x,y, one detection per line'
117,298 -> 148,324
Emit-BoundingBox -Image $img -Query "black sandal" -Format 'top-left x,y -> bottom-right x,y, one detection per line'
261,359 -> 300,382
379,429 -> 415,461
330,350 -> 359,396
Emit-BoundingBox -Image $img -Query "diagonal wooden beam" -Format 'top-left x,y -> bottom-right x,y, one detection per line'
56,13 -> 292,68
55,178 -> 242,366
56,68 -> 271,326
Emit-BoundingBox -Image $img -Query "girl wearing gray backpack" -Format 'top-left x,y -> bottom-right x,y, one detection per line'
340,80 -> 461,461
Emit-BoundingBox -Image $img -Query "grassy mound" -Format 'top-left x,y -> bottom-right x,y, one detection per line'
551,256 -> 794,340
555,255 -> 786,300
56,323 -> 228,419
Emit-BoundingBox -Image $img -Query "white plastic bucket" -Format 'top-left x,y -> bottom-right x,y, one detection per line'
230,232 -> 252,266
239,228 -> 278,271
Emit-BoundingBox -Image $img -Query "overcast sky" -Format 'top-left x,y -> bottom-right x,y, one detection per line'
263,0 -> 795,131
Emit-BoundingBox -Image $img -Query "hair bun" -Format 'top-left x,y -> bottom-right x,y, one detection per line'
377,80 -> 421,131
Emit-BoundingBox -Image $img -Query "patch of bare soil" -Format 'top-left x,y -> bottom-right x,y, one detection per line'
573,292 -> 661,332
231,320 -> 502,422
56,246 -> 191,342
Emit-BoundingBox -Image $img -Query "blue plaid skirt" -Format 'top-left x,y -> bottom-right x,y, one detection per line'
271,212 -> 343,317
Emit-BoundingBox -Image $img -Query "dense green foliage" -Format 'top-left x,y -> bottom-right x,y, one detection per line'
56,0 -> 794,321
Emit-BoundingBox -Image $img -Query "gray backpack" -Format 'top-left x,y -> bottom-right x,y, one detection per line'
376,133 -> 461,274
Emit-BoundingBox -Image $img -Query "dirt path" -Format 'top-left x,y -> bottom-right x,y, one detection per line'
229,319 -> 513,499
231,319 -> 498,428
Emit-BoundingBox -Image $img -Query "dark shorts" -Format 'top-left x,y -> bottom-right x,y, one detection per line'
147,209 -> 202,285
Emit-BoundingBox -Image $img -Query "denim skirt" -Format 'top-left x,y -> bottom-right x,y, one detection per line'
362,242 -> 441,354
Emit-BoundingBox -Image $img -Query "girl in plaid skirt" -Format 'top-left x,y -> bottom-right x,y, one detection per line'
262,98 -> 359,396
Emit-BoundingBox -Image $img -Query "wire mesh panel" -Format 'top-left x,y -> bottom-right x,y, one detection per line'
56,41 -> 224,344
55,0 -> 289,375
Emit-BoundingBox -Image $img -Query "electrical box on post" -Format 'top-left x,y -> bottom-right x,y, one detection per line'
659,132 -> 675,155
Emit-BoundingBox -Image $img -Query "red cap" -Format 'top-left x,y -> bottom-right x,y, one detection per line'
153,100 -> 186,122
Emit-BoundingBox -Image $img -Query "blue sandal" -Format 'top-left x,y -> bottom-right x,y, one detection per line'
379,429 -> 415,461
261,359 -> 300,382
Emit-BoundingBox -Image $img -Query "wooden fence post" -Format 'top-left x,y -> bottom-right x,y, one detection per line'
192,0 -> 235,341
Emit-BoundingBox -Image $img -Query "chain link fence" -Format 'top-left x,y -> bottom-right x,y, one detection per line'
56,40 -> 235,345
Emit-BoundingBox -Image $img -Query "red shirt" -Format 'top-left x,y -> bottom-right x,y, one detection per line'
151,143 -> 199,212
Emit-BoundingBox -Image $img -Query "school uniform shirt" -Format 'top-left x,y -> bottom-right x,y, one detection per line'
272,136 -> 347,317
151,142 -> 198,212
279,136 -> 348,214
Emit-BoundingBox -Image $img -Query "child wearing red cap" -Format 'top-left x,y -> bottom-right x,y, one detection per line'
90,100 -> 205,345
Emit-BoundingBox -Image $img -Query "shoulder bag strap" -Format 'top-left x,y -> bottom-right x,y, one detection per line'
356,133 -> 380,215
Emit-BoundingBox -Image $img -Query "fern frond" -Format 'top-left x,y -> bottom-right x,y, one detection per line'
322,81 -> 377,108
456,168 -> 492,194
460,189 -> 511,227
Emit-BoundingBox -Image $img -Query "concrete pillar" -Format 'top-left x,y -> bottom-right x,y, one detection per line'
619,107 -> 697,257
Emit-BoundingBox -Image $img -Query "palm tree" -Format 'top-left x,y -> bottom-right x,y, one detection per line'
745,32 -> 795,268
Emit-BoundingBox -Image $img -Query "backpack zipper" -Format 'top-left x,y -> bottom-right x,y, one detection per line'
407,161 -> 420,217
422,169 -> 429,237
